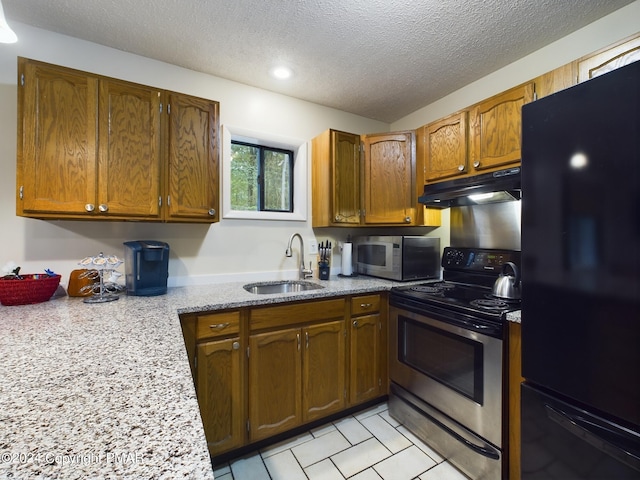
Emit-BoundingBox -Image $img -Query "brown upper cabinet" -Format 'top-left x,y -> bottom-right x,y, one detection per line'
420,111 -> 468,182
312,129 -> 440,227
468,82 -> 534,173
577,33 -> 640,82
16,57 -> 219,222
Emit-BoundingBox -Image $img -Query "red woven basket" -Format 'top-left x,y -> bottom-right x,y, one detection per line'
0,274 -> 61,306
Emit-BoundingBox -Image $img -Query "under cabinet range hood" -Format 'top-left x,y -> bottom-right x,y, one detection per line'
418,167 -> 521,208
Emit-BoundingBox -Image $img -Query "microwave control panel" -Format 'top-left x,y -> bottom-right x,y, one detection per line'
442,247 -> 521,272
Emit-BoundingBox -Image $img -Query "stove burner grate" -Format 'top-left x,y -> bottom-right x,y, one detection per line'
470,298 -> 510,311
409,282 -> 456,296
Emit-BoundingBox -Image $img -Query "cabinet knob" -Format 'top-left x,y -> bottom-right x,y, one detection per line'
98,204 -> 109,213
352,320 -> 359,327
85,204 -> 95,212
232,341 -> 240,350
404,216 -> 411,223
457,165 -> 464,171
360,303 -> 373,309
335,215 -> 340,221
208,208 -> 216,216
473,161 -> 480,168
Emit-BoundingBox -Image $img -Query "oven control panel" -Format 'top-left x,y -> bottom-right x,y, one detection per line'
442,247 -> 521,273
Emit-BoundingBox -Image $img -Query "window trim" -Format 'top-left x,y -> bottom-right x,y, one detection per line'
222,125 -> 308,221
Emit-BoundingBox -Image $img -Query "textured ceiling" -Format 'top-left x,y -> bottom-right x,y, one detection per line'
3,0 -> 635,123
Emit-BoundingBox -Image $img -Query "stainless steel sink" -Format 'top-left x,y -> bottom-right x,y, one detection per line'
243,280 -> 324,294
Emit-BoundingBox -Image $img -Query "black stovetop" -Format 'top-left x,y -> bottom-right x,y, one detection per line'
390,247 -> 522,322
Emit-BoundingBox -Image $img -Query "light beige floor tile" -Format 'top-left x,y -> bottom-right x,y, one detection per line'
379,409 -> 401,427
373,445 -> 437,480
292,429 -> 351,468
261,431 -> 314,458
331,437 -> 391,478
311,421 -> 338,438
230,452 -> 270,479
354,403 -> 388,421
419,461 -> 470,480
334,415 -> 373,445
350,468 -> 384,480
361,414 -> 411,453
305,458 -> 345,480
263,449 -> 307,480
396,425 -> 445,463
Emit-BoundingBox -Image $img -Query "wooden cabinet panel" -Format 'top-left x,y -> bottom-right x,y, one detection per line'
17,58 -> 220,223
332,130 -> 361,225
534,63 -> 576,100
196,337 -> 244,455
351,294 -> 381,316
98,79 -> 162,218
349,312 -> 381,405
423,111 -> 468,182
302,320 -> 346,422
195,311 -> 241,341
166,92 -> 220,222
250,298 -> 345,331
578,33 -> 640,82
469,83 -> 534,172
19,61 -> 98,215
362,131 -> 415,225
248,328 -> 302,442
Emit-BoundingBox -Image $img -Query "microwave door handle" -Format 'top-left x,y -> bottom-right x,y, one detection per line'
545,403 -> 640,472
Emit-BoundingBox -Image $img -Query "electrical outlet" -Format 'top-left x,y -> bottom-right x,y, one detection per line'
308,238 -> 318,255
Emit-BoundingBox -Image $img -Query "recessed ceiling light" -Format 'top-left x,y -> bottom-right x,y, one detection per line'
271,66 -> 292,80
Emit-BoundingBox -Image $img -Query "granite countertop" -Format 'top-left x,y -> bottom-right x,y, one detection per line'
0,275 -> 521,479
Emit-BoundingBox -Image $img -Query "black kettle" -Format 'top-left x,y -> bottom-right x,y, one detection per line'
492,262 -> 521,300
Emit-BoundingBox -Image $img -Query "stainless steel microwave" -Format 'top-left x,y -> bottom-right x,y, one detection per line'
353,235 -> 440,281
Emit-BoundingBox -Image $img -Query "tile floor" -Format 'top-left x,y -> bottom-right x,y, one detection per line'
212,402 -> 470,480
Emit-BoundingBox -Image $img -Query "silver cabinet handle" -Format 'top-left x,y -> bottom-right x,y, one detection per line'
209,323 -> 230,330
305,331 -> 309,349
232,341 -> 240,350
85,204 -> 95,212
473,161 -> 480,168
98,204 -> 109,213
360,303 -> 373,309
208,208 -> 216,216
404,216 -> 411,223
297,333 -> 301,351
457,165 -> 464,171
353,320 -> 358,327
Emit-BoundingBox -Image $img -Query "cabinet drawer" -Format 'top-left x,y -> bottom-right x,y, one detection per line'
250,298 -> 345,331
196,311 -> 241,340
351,294 -> 381,315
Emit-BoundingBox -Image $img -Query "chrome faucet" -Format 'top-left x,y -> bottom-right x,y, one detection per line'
286,233 -> 313,280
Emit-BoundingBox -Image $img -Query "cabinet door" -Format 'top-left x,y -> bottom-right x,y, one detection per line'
19,60 -> 98,215
332,130 -> 361,224
362,131 -> 415,225
349,313 -> 381,405
423,111 -> 468,182
578,34 -> 640,82
196,337 -> 244,456
166,92 -> 220,222
469,83 -> 534,172
248,328 -> 302,442
98,80 -> 162,218
302,320 -> 346,422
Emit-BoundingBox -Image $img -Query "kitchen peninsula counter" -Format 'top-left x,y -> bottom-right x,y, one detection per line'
0,275 -> 521,479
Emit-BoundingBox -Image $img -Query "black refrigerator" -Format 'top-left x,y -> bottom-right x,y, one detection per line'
520,60 -> 640,478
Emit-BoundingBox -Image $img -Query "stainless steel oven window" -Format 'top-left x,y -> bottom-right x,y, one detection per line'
398,314 -> 484,404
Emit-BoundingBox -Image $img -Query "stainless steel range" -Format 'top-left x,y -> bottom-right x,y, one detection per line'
389,247 -> 521,480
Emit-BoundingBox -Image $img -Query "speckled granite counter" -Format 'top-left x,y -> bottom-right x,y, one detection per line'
0,275 -> 521,479
0,275 -> 407,479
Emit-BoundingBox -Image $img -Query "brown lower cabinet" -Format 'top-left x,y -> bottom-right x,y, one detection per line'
180,293 -> 387,458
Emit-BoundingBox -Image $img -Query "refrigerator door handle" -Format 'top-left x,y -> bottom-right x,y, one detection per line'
545,403 -> 640,473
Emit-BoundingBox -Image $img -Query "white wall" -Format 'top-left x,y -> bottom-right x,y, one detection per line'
391,1 -> 640,131
0,23 -> 389,286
